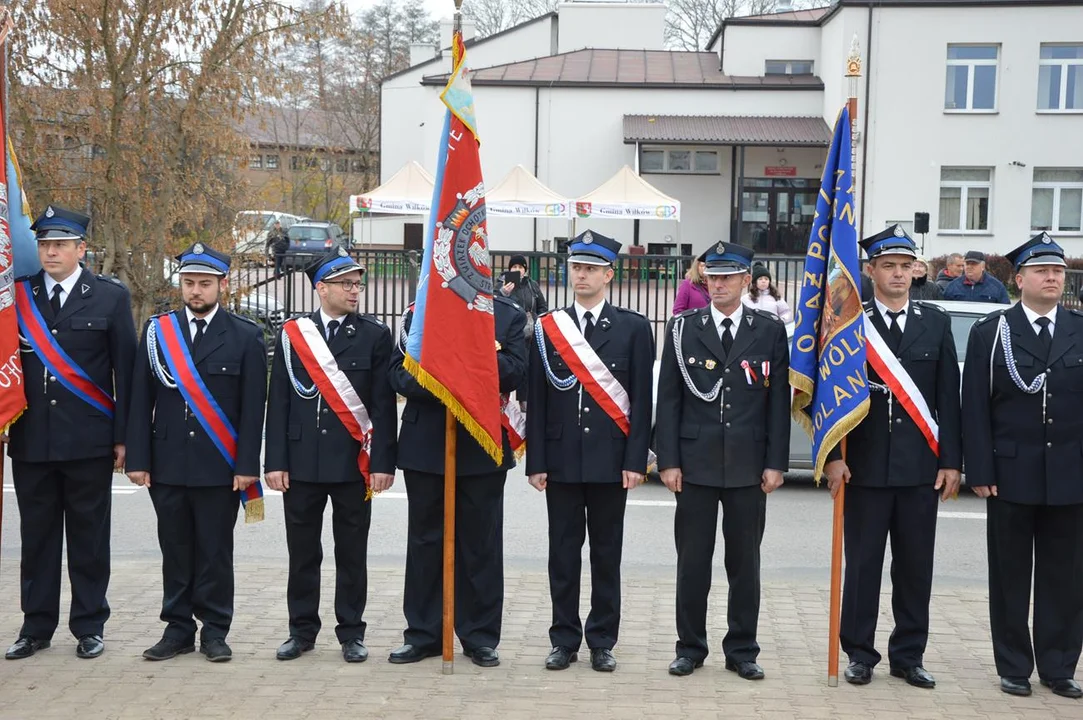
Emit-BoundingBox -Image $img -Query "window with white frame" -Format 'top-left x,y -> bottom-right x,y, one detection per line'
266,154 -> 279,169
939,168 -> 992,232
1038,44 -> 1083,111
639,147 -> 719,175
248,154 -> 263,169
1032,168 -> 1083,233
945,45 -> 999,111
765,60 -> 814,75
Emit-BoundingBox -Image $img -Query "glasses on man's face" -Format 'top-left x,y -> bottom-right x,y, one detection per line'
325,280 -> 365,291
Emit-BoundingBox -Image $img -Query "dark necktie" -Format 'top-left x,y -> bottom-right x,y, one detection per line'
886,310 -> 905,351
582,311 -> 595,342
327,319 -> 340,344
50,285 -> 63,317
192,318 -> 207,349
720,318 -> 734,355
1035,316 -> 1052,359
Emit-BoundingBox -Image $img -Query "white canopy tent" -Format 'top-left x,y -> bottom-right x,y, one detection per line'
349,160 -> 434,215
484,165 -> 573,219
574,165 -> 681,222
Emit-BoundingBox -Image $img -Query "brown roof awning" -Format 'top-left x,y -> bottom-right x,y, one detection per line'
623,114 -> 832,146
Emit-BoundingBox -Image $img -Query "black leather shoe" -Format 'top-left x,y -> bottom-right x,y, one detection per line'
464,646 -> 499,667
5,636 -> 50,660
545,646 -> 578,670
200,638 -> 232,663
845,661 -> 873,684
1041,678 -> 1083,699
590,648 -> 616,672
143,637 -> 195,661
76,635 -> 104,659
342,639 -> 368,663
668,657 -> 703,676
388,644 -> 440,664
1000,677 -> 1032,697
276,637 -> 315,661
726,659 -> 765,680
890,665 -> 935,688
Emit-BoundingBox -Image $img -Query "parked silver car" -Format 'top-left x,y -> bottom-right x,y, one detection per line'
650,300 -> 1008,472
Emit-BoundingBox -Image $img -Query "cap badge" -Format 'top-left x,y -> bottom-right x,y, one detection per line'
582,231 -> 594,245
193,243 -> 205,254
893,225 -> 905,237
716,241 -> 726,254
45,206 -> 55,218
1042,234 -> 1052,244
338,246 -> 349,257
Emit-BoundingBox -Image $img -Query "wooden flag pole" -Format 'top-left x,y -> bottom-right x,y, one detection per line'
827,437 -> 847,686
442,407 -> 457,674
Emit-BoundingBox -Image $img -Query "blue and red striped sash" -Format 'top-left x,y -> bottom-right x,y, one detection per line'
15,280 -> 115,418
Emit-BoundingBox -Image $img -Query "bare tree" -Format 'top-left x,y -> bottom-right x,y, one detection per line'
665,0 -> 818,51
461,0 -> 558,38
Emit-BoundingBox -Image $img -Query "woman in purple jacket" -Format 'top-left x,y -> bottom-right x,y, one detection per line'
672,253 -> 710,315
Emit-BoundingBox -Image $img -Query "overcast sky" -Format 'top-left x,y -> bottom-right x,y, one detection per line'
342,0 -> 458,22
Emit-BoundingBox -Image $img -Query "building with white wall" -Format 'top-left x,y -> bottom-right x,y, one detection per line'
376,0 -> 1083,259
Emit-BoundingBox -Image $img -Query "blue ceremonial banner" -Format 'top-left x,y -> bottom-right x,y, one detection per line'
789,106 -> 869,480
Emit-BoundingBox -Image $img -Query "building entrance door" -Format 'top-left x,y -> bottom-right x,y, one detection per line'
739,178 -> 818,255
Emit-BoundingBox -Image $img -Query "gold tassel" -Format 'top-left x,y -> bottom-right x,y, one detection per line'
244,497 -> 265,524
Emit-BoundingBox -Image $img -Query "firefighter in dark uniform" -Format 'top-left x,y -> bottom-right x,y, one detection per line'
963,233 -> 1083,700
525,230 -> 654,673
823,225 -> 962,689
126,243 -> 267,663
656,241 -> 790,679
4,206 -> 136,660
265,248 -> 398,663
387,294 -> 527,668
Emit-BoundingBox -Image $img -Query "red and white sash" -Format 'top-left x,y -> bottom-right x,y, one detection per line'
539,310 -> 631,434
501,392 -> 526,456
862,314 -> 939,456
283,317 -> 374,475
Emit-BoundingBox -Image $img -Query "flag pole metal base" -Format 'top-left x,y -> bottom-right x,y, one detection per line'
828,676 -> 838,688
442,660 -> 454,675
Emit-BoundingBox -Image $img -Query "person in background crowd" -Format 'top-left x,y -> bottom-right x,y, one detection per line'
672,252 -> 711,315
936,253 -> 964,292
909,256 -> 943,301
269,221 -> 290,277
742,264 -> 793,322
943,251 -> 1010,304
499,255 -> 548,332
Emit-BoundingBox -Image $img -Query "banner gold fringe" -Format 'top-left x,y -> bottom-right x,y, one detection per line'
1,408 -> 26,436
403,354 -> 504,466
244,497 -> 264,524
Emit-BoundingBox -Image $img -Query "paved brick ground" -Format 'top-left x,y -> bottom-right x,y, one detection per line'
0,561 -> 1077,719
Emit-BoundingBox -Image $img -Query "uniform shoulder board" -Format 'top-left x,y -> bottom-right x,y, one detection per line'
677,307 -> 701,319
975,309 -> 1006,325
494,295 -> 522,311
1070,308 -> 1083,318
96,273 -> 126,287
913,300 -> 947,313
358,313 -> 388,329
14,274 -> 34,284
614,306 -> 647,319
230,312 -> 260,326
751,308 -> 783,324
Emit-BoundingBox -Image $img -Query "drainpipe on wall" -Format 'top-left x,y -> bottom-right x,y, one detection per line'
859,6 -> 873,240
533,86 -> 540,252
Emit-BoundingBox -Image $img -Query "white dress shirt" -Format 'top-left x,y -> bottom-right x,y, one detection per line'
710,303 -> 743,340
43,268 -> 81,309
185,305 -> 219,342
573,299 -> 607,333
1021,303 -> 1057,339
874,297 -> 910,333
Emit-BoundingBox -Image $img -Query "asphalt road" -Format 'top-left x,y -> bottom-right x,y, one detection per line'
0,457 -> 990,589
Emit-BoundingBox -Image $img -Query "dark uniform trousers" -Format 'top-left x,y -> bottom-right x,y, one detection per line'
655,306 -> 791,665
265,312 -> 397,645
283,482 -> 372,644
392,296 -> 527,652
837,300 -> 961,670
546,483 -> 627,651
8,268 -> 137,642
402,470 -> 506,651
13,457 -> 114,641
149,485 -> 239,642
962,302 -> 1083,681
674,483 -> 765,663
126,308 -> 267,644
